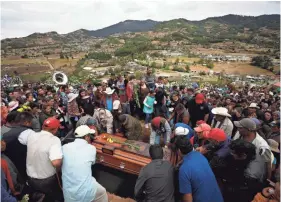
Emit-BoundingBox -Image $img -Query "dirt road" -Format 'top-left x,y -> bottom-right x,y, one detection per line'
46,60 -> 54,70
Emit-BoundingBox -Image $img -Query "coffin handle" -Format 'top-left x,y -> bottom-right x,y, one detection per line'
119,162 -> 125,169
99,156 -> 104,162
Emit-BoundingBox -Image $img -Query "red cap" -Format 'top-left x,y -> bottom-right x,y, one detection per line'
196,120 -> 206,126
195,93 -> 205,104
204,128 -> 227,142
194,123 -> 211,133
43,117 -> 60,129
151,117 -> 162,128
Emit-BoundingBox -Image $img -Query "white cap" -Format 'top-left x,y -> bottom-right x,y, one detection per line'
175,127 -> 189,136
113,100 -> 121,110
74,125 -> 96,138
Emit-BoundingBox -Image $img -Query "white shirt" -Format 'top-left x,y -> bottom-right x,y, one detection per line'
211,117 -> 234,137
19,129 -> 63,179
233,132 -> 272,163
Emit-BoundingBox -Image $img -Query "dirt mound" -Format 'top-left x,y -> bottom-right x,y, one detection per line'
107,192 -> 135,202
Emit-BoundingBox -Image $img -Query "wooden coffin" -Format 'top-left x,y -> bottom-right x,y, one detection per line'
92,134 -> 173,175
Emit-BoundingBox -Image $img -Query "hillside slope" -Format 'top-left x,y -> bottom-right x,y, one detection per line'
1,14 -> 279,49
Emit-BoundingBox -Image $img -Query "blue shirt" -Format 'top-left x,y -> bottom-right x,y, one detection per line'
143,96 -> 155,114
179,151 -> 223,202
175,123 -> 194,140
1,169 -> 17,202
106,96 -> 113,111
62,139 -> 97,202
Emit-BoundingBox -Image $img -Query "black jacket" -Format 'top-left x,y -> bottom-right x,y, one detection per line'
2,126 -> 30,180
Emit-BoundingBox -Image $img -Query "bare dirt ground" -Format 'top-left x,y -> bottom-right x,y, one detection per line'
164,57 -> 276,75
1,56 -> 79,77
190,47 -> 266,56
107,193 -> 135,202
213,62 -> 275,75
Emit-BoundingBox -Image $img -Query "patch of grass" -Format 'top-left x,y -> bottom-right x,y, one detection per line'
1,58 -> 48,65
48,58 -> 79,69
166,57 -> 200,63
21,72 -> 51,82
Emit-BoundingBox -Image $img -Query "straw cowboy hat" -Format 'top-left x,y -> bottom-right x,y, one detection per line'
211,107 -> 231,117
8,101 -> 19,112
267,139 -> 280,153
67,93 -> 79,103
248,103 -> 260,109
104,87 -> 115,95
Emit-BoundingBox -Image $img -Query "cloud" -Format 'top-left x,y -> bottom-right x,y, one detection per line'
1,1 -> 280,39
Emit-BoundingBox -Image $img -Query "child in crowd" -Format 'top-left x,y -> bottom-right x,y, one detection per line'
143,90 -> 155,128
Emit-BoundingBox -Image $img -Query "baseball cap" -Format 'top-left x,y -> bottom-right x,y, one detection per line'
204,128 -> 227,142
86,118 -> 96,126
250,118 -> 261,126
74,125 -> 96,138
234,118 -> 256,131
175,127 -> 189,136
196,120 -> 206,126
113,100 -> 121,110
195,93 -> 205,104
269,121 -> 280,128
194,123 -> 211,133
43,117 -> 61,129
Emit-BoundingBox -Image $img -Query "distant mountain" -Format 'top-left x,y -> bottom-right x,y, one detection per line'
202,14 -> 280,29
1,14 -> 280,49
154,14 -> 280,48
88,20 -> 159,37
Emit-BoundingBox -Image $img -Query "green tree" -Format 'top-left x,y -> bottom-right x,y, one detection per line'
173,66 -> 185,72
151,62 -> 157,68
43,51 -> 50,55
175,58 -> 180,65
135,71 -> 144,80
251,56 -> 273,69
207,62 -> 214,69
94,44 -> 101,49
21,54 -> 28,58
199,71 -> 207,76
87,52 -> 112,61
185,64 -> 190,72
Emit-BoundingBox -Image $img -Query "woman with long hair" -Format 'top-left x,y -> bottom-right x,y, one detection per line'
77,89 -> 94,116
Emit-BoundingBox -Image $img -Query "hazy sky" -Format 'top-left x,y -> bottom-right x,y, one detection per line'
1,1 -> 280,39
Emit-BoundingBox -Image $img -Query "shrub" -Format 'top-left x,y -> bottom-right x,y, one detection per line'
251,55 -> 273,69
173,66 -> 186,72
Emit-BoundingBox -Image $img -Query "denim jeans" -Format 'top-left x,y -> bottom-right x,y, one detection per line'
145,113 -> 152,124
150,133 -> 161,145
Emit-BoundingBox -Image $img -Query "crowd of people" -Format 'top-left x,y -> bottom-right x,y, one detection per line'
1,67 -> 280,202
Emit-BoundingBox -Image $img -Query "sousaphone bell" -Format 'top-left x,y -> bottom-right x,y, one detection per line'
53,71 -> 68,85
